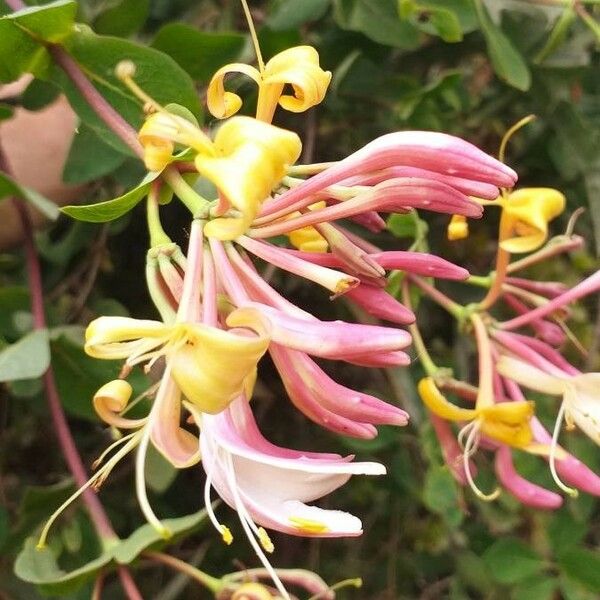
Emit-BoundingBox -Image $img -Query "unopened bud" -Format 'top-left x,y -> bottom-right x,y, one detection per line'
231,583 -> 274,600
116,60 -> 136,80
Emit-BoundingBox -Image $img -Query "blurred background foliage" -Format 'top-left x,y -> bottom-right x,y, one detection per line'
0,0 -> 599,598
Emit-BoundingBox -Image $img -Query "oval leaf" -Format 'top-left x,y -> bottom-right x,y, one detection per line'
475,0 -> 531,91
0,329 -> 50,382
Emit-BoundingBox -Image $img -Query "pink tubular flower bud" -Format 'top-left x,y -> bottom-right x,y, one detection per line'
495,446 -> 562,509
260,130 -> 517,218
272,344 -> 408,428
430,414 -> 474,485
226,302 -> 411,362
277,248 -> 469,281
344,284 -> 416,324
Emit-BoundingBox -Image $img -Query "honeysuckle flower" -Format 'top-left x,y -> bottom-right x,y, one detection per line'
228,301 -> 411,364
198,117 -> 302,240
85,313 -> 269,414
187,395 -> 385,599
139,111 -> 213,172
270,343 -> 408,438
207,45 -> 331,123
417,377 -> 535,448
497,356 -> 600,446
499,187 -> 566,253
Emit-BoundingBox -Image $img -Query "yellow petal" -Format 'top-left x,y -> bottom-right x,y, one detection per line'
417,377 -> 477,422
206,63 -> 261,119
479,400 -> 534,425
288,226 -> 329,252
93,379 -> 147,429
480,419 -> 533,447
263,46 -> 331,114
447,214 -> 469,241
196,117 -> 302,240
501,187 -> 566,254
170,322 -> 269,414
85,317 -> 169,359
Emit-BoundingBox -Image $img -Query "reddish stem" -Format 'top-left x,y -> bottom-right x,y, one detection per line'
47,47 -> 143,158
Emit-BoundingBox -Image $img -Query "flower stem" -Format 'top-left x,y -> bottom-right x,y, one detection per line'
163,167 -> 210,216
144,551 -> 222,593
147,182 -> 172,247
470,313 -> 494,409
478,211 -> 511,310
401,279 -> 439,376
408,276 -> 464,320
48,46 -> 143,157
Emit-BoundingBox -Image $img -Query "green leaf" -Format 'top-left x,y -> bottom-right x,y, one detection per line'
145,444 -> 177,493
422,465 -> 463,527
547,511 -> 587,551
333,0 -> 421,49
63,124 -> 127,184
21,78 -> 61,111
51,28 -> 202,154
474,0 -> 531,91
0,287 -> 30,339
0,102 -> 14,120
403,2 -> 463,42
558,548 -> 600,593
267,0 -> 330,31
534,4 -> 577,64
0,0 -> 77,82
483,538 -> 545,585
2,481 -> 75,554
50,330 -> 119,420
14,538 -> 112,595
93,0 -> 149,37
512,575 -> 558,600
0,172 -> 59,220
113,508 -> 209,564
0,329 -> 50,382
61,172 -> 157,222
152,23 -> 246,83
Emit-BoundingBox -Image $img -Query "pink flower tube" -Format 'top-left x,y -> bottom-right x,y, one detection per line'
271,343 -> 408,435
495,446 -> 562,509
226,301 -> 411,362
260,130 -> 517,218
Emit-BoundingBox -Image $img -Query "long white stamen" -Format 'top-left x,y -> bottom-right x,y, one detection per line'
135,420 -> 172,538
37,433 -> 141,548
222,451 -> 289,600
92,431 -> 138,469
203,447 -> 233,545
549,401 -> 579,498
462,421 -> 501,502
119,381 -> 161,416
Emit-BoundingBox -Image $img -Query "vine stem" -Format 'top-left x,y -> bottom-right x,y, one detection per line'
1,156 -> 142,599
5,0 -> 142,157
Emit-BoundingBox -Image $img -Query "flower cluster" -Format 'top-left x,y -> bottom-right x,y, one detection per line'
410,120 -> 600,506
43,15 -> 600,599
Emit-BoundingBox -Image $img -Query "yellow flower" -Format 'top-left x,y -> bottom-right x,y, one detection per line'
207,45 -> 331,123
198,117 -> 302,240
447,214 -> 469,241
285,201 -> 329,252
500,188 -> 566,253
417,377 -> 534,448
85,315 -> 269,414
138,112 -> 213,172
